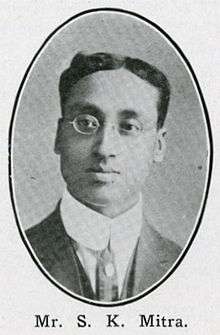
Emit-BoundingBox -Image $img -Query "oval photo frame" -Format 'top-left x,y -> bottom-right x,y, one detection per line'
9,8 -> 213,306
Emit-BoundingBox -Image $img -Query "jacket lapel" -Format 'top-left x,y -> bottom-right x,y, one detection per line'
132,223 -> 166,295
45,207 -> 94,298
121,221 -> 174,298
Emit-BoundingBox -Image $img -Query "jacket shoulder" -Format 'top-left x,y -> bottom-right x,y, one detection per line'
25,206 -> 66,270
26,208 -> 60,243
149,225 -> 182,265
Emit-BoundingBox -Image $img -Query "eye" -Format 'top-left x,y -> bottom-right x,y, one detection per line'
119,120 -> 143,135
72,114 -> 100,135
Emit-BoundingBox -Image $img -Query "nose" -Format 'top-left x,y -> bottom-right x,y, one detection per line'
92,123 -> 119,159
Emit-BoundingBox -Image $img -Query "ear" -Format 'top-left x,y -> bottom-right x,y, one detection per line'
54,118 -> 62,154
153,128 -> 167,162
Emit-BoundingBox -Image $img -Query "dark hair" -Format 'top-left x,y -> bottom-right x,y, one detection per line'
59,52 -> 170,129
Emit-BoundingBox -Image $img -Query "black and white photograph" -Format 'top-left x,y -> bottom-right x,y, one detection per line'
2,3 -> 220,333
9,9 -> 212,306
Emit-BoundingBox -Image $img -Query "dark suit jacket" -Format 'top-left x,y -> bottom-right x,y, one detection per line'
26,204 -> 181,301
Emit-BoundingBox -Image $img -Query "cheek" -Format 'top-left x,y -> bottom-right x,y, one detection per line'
123,137 -> 155,181
60,138 -> 91,162
59,142 -> 91,178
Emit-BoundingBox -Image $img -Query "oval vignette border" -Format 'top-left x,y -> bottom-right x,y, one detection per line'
8,7 -> 213,307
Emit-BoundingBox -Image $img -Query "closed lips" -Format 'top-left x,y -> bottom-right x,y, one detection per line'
86,168 -> 120,174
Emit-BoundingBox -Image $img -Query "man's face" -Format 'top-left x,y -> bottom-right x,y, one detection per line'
55,68 -> 166,214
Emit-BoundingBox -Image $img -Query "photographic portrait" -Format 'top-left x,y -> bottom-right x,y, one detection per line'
10,9 -> 211,305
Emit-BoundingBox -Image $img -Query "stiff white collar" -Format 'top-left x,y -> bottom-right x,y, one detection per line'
60,189 -> 143,251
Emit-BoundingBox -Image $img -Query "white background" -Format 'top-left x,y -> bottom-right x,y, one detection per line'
0,1 -> 219,334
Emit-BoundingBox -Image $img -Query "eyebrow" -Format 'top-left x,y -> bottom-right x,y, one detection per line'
69,102 -> 103,117
119,110 -> 139,118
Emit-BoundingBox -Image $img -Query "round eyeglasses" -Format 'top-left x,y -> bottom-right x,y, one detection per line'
62,114 -> 146,136
70,114 -> 99,135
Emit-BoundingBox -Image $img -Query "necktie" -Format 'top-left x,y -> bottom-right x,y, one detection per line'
95,242 -> 119,301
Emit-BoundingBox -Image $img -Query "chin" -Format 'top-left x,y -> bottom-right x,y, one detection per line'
79,184 -> 119,206
85,191 -> 115,206
67,180 -> 135,207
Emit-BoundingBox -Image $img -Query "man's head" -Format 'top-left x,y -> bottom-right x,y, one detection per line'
55,52 -> 170,217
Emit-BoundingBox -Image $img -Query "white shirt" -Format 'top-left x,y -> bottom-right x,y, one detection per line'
60,189 -> 143,294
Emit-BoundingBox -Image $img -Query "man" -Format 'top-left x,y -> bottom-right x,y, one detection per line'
26,52 -> 181,302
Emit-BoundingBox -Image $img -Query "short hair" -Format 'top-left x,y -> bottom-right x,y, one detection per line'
59,52 -> 170,129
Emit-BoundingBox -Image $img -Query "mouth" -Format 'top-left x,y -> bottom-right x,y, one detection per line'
86,167 -> 120,174
85,167 -> 120,185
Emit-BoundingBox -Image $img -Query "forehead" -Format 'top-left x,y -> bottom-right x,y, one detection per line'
64,68 -> 159,116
